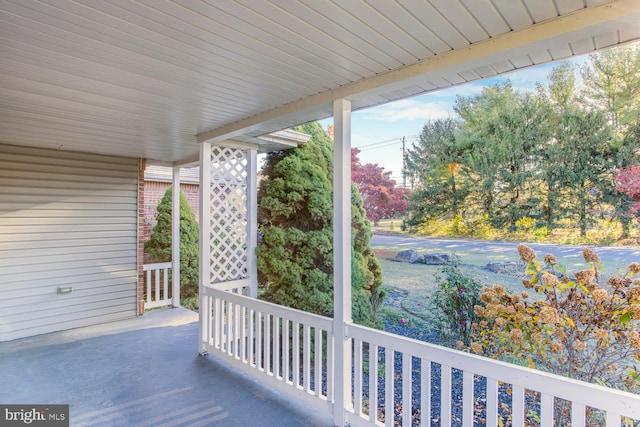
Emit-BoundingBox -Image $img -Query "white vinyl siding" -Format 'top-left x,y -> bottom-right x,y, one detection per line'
0,144 -> 138,341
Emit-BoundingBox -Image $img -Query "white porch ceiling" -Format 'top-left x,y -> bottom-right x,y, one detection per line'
1,0 -> 639,163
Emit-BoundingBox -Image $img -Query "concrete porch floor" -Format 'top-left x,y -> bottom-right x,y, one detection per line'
0,308 -> 334,427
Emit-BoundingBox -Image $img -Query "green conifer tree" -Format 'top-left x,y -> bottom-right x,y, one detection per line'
144,187 -> 199,298
257,122 -> 384,327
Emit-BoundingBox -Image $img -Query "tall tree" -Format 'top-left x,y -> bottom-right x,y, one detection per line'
537,62 -> 576,230
580,45 -> 640,234
581,43 -> 640,132
404,118 -> 471,225
144,188 -> 200,298
257,122 -> 384,327
554,108 -> 615,237
351,148 -> 409,225
455,81 -> 548,229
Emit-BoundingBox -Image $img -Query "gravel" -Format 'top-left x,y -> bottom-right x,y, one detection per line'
367,290 -> 523,426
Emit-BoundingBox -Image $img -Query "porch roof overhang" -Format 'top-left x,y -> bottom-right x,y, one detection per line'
1,0 -> 639,163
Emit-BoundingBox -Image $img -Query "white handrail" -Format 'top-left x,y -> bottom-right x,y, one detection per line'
347,323 -> 640,426
201,290 -> 640,426
202,287 -> 333,414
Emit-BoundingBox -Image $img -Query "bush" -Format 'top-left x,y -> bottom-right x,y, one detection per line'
257,122 -> 384,327
428,259 -> 483,347
465,245 -> 640,419
467,245 -> 640,424
515,216 -> 536,231
144,187 -> 199,299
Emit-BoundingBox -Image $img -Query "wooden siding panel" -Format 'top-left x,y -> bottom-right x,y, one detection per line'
0,144 -> 138,341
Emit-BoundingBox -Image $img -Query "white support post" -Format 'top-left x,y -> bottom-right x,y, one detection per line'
172,167 -> 181,308
246,149 -> 258,298
199,141 -> 212,355
333,98 -> 353,426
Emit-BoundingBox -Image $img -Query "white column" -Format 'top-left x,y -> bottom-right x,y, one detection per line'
172,167 -> 181,308
333,98 -> 353,426
199,141 -> 212,354
246,149 -> 258,298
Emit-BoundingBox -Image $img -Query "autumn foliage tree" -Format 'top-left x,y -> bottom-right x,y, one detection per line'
616,165 -> 640,217
351,148 -> 409,225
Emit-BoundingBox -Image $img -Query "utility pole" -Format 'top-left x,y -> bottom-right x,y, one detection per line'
402,136 -> 406,188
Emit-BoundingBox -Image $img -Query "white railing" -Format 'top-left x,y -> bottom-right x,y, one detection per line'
202,290 -> 640,426
143,262 -> 175,309
347,323 -> 640,427
202,287 -> 333,413
208,278 -> 251,294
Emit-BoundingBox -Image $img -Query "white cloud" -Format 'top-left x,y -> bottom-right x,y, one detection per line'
359,98 -> 455,122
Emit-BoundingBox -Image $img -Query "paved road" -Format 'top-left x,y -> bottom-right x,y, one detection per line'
371,234 -> 640,264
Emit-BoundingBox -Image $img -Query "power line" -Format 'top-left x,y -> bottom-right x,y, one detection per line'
357,135 -> 419,152
359,141 -> 401,152
357,137 -> 402,149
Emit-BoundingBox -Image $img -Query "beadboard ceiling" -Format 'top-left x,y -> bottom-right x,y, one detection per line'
1,0 -> 639,163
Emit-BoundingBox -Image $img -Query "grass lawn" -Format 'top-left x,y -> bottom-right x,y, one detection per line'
373,244 -> 632,329
374,249 -> 518,326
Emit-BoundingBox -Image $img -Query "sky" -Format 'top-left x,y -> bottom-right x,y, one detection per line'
319,57 -> 586,184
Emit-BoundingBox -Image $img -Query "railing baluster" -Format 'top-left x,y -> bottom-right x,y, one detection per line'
146,270 -> 152,303
304,324 -> 311,392
385,348 -> 393,427
540,392 -> 554,426
282,318 -> 291,384
274,315 -> 280,379
257,310 -> 263,372
512,385 -> 525,427
463,371 -> 474,427
205,295 -> 212,346
265,313 -> 271,375
486,378 -> 498,427
293,321 -> 301,388
441,364 -> 452,427
206,295 -> 212,347
162,268 -> 168,301
369,343 -> 378,424
326,329 -> 333,402
249,309 -> 255,367
572,402 -> 586,426
606,412 -> 622,427
241,306 -> 248,364
214,299 -> 227,352
154,269 -> 160,303
234,303 -> 241,360
213,297 -> 221,348
314,326 -> 321,396
226,301 -> 233,355
402,353 -> 411,427
421,358 -> 431,427
354,338 -> 363,415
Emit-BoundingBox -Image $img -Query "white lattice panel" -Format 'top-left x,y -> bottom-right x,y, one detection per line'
208,146 -> 248,283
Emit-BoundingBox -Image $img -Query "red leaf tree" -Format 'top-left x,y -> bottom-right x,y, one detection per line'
615,165 -> 640,219
351,148 -> 410,224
